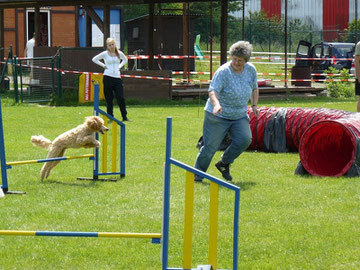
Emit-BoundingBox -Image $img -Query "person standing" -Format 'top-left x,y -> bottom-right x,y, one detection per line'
354,41 -> 360,112
194,40 -> 260,182
24,33 -> 35,60
24,33 -> 35,82
92,37 -> 130,121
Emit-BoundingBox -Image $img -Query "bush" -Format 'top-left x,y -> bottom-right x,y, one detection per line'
324,67 -> 354,98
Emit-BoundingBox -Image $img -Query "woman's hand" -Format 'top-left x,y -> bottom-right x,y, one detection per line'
252,105 -> 260,118
213,104 -> 222,115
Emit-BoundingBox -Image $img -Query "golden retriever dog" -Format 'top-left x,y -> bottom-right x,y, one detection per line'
31,116 -> 109,181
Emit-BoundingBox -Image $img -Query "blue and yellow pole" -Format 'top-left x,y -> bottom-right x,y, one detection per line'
93,82 -> 100,180
161,117 -> 172,270
233,189 -> 240,270
0,230 -> 161,242
0,93 -> 9,193
6,154 -> 94,167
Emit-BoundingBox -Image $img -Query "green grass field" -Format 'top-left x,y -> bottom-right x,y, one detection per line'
0,96 -> 360,269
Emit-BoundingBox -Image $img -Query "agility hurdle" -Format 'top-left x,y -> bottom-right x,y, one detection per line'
78,82 -> 125,181
162,117 -> 240,270
0,82 -> 125,194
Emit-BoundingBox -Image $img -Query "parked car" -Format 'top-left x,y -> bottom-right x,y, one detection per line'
295,40 -> 355,78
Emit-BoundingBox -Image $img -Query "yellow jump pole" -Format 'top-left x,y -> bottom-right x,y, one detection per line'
208,181 -> 219,269
6,154 -> 94,166
183,171 -> 195,269
111,121 -> 117,172
102,115 -> 108,173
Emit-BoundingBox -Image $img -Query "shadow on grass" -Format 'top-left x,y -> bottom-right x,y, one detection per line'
235,181 -> 257,191
42,179 -> 97,187
196,180 -> 256,191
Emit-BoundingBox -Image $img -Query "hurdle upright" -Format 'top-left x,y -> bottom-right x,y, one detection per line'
0,92 -> 9,193
162,117 -> 241,270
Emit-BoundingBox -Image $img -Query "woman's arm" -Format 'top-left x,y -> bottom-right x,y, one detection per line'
119,50 -> 128,69
209,91 -> 222,116
92,51 -> 106,69
250,88 -> 260,117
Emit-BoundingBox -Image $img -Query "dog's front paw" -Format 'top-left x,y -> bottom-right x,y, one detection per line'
95,141 -> 101,148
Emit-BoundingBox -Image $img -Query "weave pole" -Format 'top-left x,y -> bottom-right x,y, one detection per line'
162,117 -> 241,270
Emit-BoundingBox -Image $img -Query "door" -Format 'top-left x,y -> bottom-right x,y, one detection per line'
295,40 -> 311,67
26,9 -> 51,46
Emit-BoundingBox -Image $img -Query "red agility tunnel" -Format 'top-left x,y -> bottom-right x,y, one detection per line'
248,107 -> 359,177
247,107 -> 354,153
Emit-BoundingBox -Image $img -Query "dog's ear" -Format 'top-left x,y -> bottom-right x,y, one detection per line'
86,116 -> 104,131
85,116 -> 97,130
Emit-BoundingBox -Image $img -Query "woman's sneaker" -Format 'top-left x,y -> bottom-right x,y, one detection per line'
215,160 -> 233,181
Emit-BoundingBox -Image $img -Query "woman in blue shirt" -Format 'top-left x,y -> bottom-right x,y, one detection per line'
194,41 -> 260,181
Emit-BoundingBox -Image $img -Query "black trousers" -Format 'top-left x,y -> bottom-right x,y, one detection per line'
356,79 -> 360,96
103,75 -> 127,119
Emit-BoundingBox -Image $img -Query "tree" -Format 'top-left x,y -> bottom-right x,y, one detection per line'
343,19 -> 360,42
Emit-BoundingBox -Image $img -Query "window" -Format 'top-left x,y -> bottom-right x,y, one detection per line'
132,27 -> 139,39
313,46 -> 322,57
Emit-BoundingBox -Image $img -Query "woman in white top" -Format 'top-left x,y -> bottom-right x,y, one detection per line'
92,38 -> 130,121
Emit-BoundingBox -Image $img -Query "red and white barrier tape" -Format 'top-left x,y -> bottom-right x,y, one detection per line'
2,61 -> 355,83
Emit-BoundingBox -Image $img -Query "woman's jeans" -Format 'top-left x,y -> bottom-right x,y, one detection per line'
194,111 -> 252,174
103,75 -> 127,119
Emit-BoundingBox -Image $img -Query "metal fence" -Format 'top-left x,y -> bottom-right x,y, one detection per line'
14,56 -> 56,103
196,17 -> 358,54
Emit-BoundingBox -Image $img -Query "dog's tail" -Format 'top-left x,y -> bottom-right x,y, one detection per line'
31,135 -> 52,150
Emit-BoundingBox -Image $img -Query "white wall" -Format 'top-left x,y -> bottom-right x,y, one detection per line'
349,0 -> 360,22
285,0 -> 323,30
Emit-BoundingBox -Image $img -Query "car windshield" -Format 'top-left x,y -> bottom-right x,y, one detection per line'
333,45 -> 353,58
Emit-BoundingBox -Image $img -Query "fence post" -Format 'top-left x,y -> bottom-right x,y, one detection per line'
249,17 -> 252,44
268,19 -> 271,61
51,58 -> 55,96
12,56 -> 19,103
19,60 -> 23,102
56,48 -> 62,100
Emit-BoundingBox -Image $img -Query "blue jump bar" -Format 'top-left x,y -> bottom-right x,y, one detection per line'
169,158 -> 240,192
97,108 -> 125,127
36,231 -> 98,237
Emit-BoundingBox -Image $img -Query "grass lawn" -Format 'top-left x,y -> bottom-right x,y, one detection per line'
0,96 -> 360,269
